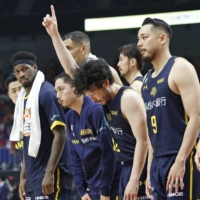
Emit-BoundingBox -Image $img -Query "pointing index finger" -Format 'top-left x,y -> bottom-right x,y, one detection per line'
51,5 -> 56,18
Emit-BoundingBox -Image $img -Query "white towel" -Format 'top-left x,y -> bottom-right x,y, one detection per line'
10,70 -> 45,158
87,53 -> 98,61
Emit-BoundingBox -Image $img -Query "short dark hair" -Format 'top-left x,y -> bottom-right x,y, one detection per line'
118,43 -> 143,71
55,71 -> 74,87
142,18 -> 173,39
74,59 -> 114,96
10,51 -> 37,67
62,31 -> 90,50
5,73 -> 17,90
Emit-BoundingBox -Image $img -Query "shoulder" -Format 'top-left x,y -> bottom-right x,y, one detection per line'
65,109 -> 74,124
121,88 -> 142,102
39,81 -> 56,99
130,81 -> 143,95
172,57 -> 194,71
170,57 -> 197,80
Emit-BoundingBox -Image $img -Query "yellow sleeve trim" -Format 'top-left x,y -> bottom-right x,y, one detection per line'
24,95 -> 29,99
50,120 -> 66,130
132,79 -> 143,83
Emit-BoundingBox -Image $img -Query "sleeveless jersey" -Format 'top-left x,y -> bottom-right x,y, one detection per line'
142,56 -> 187,157
103,86 -> 136,163
132,76 -> 143,83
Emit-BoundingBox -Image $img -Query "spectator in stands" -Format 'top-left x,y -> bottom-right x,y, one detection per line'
0,176 -> 8,200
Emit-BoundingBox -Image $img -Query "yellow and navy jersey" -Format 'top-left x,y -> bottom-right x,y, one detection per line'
23,81 -> 72,183
142,56 -> 188,157
65,95 -> 120,197
103,86 -> 136,163
15,140 -> 24,162
132,76 -> 143,83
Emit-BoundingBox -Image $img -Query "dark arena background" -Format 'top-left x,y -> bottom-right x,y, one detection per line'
0,0 -> 200,199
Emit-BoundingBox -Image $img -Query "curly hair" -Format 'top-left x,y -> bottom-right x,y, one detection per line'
74,59 -> 114,96
10,51 -> 37,66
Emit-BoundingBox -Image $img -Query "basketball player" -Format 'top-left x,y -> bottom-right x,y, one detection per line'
138,17 -> 200,199
55,72 -> 121,200
5,73 -> 23,164
42,7 -> 149,200
117,43 -> 143,94
5,73 -> 22,104
42,5 -> 122,86
10,51 -> 73,200
72,59 -> 149,200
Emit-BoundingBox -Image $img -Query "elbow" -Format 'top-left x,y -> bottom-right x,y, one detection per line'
191,115 -> 200,130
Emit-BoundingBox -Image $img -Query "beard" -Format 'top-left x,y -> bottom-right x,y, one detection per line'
22,81 -> 32,88
142,50 -> 157,63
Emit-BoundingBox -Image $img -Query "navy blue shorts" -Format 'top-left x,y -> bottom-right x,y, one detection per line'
87,182 -> 119,200
26,167 -> 73,200
119,162 -> 150,200
150,151 -> 200,200
90,195 -> 119,200
26,188 -> 72,200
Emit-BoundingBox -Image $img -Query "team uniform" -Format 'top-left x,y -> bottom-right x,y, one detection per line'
131,76 -> 143,84
15,140 -> 23,164
142,56 -> 200,199
65,95 -> 121,200
23,82 -> 73,200
103,87 -> 149,200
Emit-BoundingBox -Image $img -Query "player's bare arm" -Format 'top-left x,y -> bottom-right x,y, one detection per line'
19,161 -> 26,200
43,6 -> 123,86
130,80 -> 143,95
166,58 -> 200,193
121,91 -> 148,199
42,5 -> 78,78
195,140 -> 200,171
146,139 -> 153,198
42,125 -> 66,195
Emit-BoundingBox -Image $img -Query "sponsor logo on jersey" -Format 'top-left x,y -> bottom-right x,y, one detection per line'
145,97 -> 167,111
23,108 -> 31,136
157,77 -> 164,84
106,113 -> 112,121
150,87 -> 157,96
15,140 -> 24,149
81,136 -> 97,144
110,110 -> 118,116
106,123 -> 123,135
80,128 -> 93,136
72,140 -> 79,144
143,85 -> 148,90
51,114 -> 60,121
35,196 -> 49,199
167,192 -> 183,197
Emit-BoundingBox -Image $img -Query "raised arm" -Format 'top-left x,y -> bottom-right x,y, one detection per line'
166,58 -> 200,193
121,90 -> 148,199
42,5 -> 78,78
